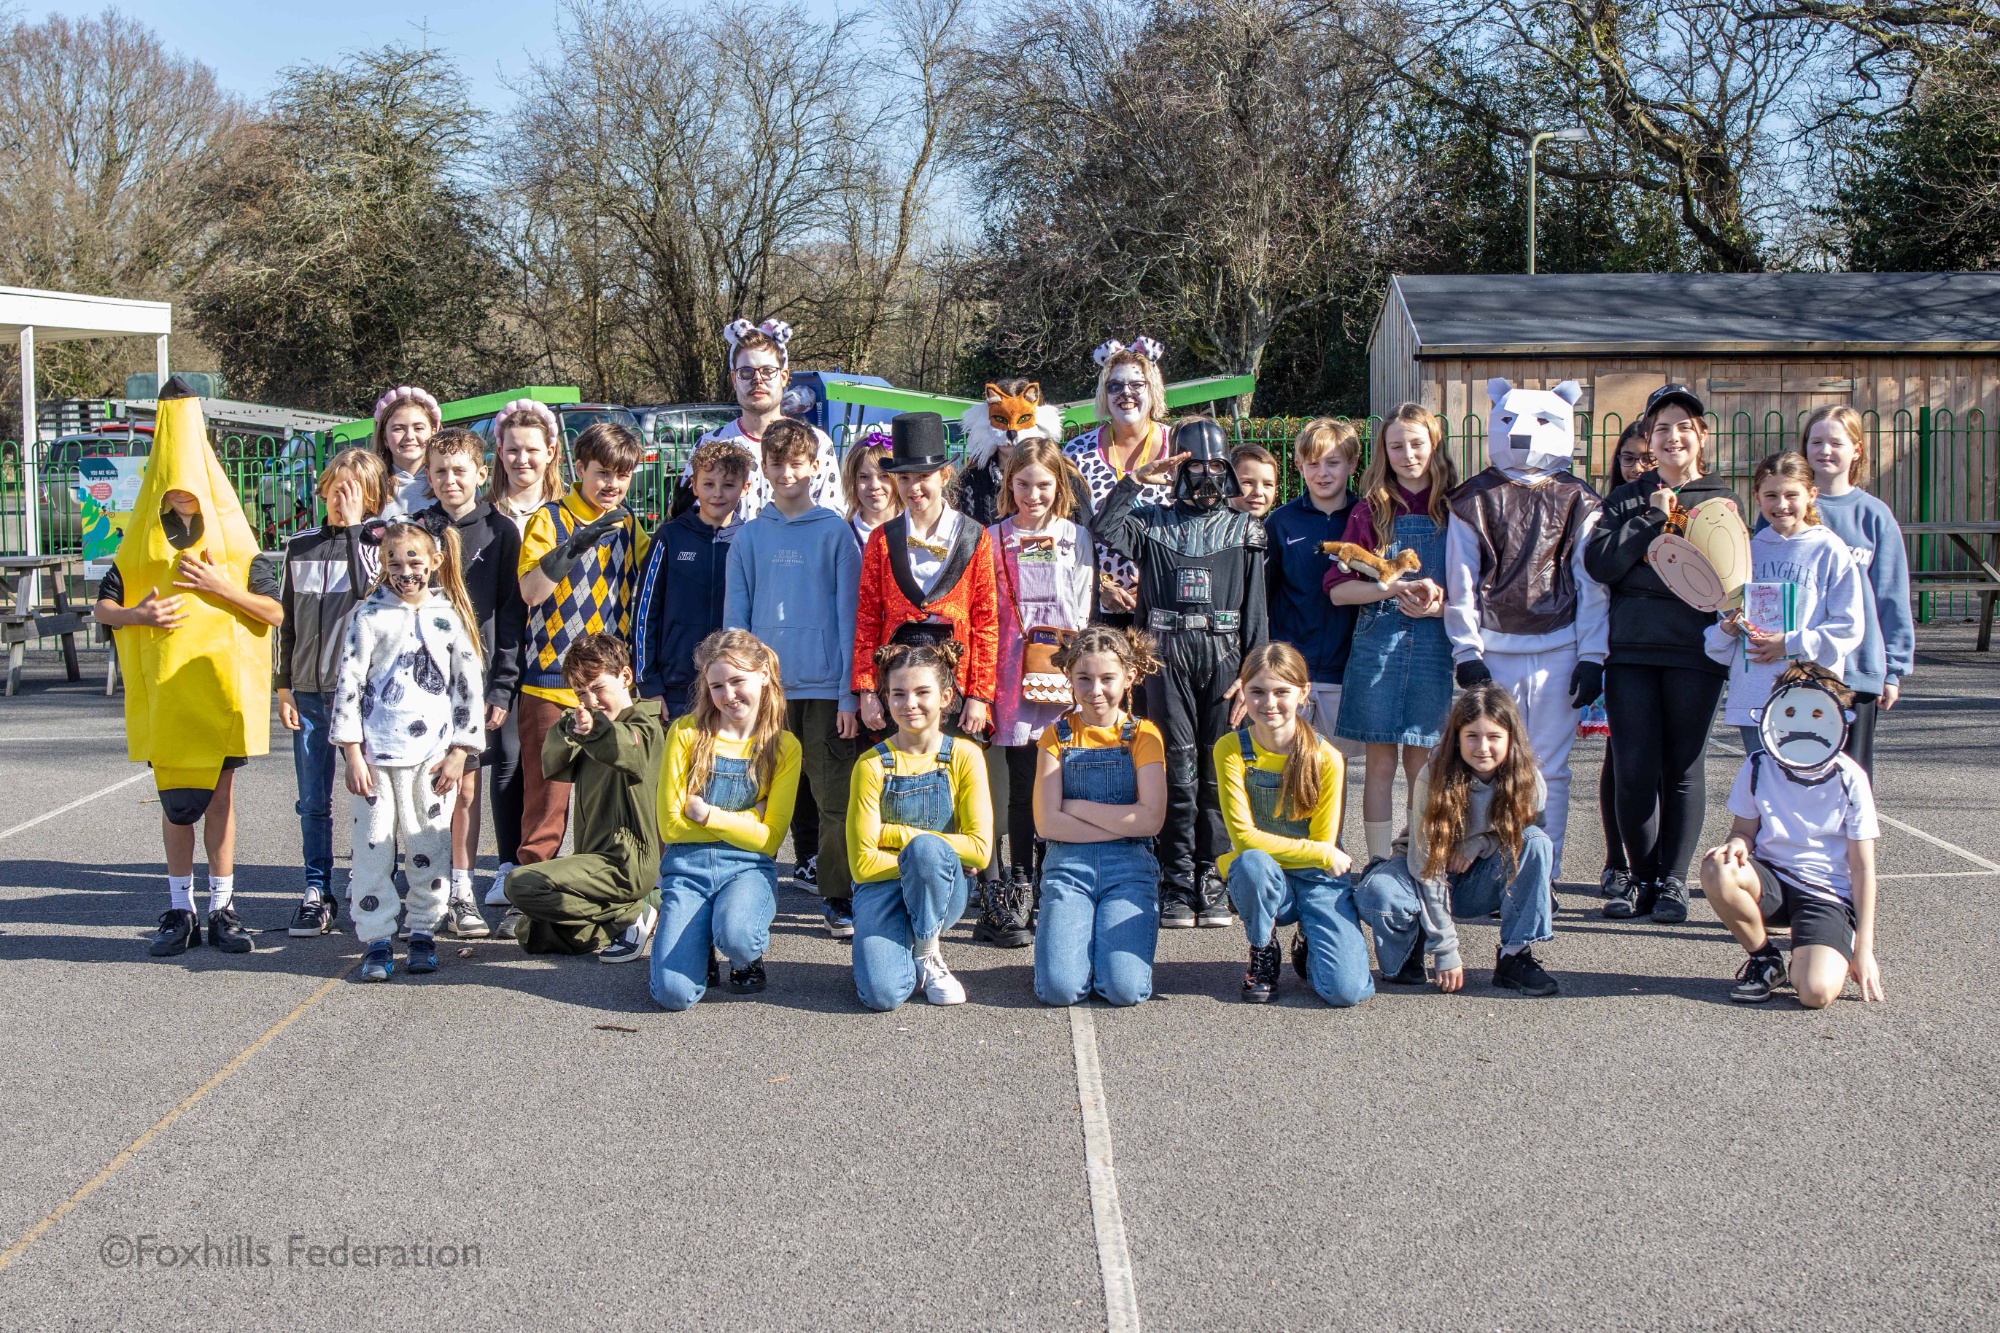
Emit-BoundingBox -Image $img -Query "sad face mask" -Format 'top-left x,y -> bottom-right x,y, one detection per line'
1752,674 -> 1851,776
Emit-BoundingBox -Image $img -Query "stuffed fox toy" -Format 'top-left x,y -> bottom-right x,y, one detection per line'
1321,541 -> 1422,590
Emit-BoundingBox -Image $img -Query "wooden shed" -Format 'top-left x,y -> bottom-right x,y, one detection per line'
1367,272 -> 2000,522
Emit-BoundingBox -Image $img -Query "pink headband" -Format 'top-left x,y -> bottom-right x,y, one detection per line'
372,385 -> 440,428
493,398 -> 561,445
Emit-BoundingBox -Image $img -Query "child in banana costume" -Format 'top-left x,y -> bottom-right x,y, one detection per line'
94,378 -> 281,957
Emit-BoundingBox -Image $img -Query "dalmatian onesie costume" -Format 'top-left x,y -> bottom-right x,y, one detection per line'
1444,380 -> 1608,874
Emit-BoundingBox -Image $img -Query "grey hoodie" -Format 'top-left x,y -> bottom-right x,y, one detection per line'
723,501 -> 861,709
1390,764 -> 1547,973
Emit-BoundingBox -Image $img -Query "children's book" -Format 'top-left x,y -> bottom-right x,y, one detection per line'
1740,581 -> 1798,669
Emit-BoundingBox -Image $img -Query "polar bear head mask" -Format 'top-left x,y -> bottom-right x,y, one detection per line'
1486,378 -> 1583,475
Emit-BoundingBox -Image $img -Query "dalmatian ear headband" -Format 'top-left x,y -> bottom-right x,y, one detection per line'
723,318 -> 795,368
494,398 -> 561,445
1093,336 -> 1165,368
372,385 -> 440,429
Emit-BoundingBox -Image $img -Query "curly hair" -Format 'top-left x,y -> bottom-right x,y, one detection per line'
1421,683 -> 1540,881
873,638 -> 964,702
1052,624 -> 1159,688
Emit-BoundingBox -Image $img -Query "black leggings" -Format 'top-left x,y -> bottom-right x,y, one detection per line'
1844,694 -> 1879,778
1603,664 -> 1725,885
488,707 -> 523,865
1599,755 -> 1625,874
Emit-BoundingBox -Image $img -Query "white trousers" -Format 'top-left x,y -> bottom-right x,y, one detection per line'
1486,646 -> 1579,875
349,762 -> 454,944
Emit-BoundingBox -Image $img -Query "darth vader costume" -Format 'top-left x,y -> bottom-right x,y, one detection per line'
1091,420 -> 1268,919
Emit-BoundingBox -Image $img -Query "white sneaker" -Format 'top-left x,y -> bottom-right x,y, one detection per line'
599,904 -> 657,964
915,946 -> 966,1005
483,863 -> 515,906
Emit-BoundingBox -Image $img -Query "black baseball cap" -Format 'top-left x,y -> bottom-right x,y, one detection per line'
1643,383 -> 1705,424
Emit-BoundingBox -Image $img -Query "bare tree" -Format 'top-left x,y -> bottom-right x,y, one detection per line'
0,10 -> 243,398
960,0 -> 1403,410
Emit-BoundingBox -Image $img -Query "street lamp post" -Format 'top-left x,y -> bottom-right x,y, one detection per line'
1527,128 -> 1589,275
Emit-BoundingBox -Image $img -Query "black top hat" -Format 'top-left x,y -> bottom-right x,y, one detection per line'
1644,383 -> 1706,424
886,411 -> 951,474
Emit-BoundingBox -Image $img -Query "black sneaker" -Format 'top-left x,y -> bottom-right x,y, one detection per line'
729,957 -> 767,993
1651,876 -> 1690,924
1195,869 -> 1233,927
1381,936 -> 1428,986
1600,867 -> 1629,900
1492,946 -> 1560,997
706,948 -> 721,992
207,907 -> 254,953
287,894 -> 335,937
1159,894 -> 1197,929
1242,941 -> 1282,1003
1730,948 -> 1788,1004
406,933 -> 438,974
148,908 -> 200,957
794,855 -> 818,889
1603,877 -> 1656,919
1290,929 -> 1310,980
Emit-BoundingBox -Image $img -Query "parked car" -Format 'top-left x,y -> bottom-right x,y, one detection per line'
33,426 -> 154,553
631,403 -> 737,456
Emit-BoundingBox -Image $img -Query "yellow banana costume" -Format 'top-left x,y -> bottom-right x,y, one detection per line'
114,381 -> 272,821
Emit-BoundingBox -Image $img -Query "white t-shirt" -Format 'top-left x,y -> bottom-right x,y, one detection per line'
683,419 -> 842,524
1727,751 -> 1879,903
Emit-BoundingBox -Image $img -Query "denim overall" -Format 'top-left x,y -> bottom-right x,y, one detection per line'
1222,729 -> 1373,1008
1034,716 -> 1161,1007
1334,509 -> 1453,746
650,753 -> 779,1012
853,737 -> 974,1012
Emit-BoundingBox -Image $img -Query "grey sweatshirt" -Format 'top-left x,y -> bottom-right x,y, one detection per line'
1391,764 -> 1547,973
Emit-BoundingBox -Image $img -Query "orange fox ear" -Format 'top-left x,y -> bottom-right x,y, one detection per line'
1022,382 -> 1042,405
984,382 -> 1005,404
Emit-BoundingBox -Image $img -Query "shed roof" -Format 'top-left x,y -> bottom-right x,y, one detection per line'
1383,272 -> 2000,357
0,285 -> 169,342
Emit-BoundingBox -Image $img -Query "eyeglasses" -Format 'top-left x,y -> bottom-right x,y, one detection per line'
733,366 -> 783,384
1106,379 -> 1147,397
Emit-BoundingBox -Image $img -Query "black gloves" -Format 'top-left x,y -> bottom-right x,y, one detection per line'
537,509 -> 626,580
1569,659 -> 1605,710
1454,658 -> 1492,689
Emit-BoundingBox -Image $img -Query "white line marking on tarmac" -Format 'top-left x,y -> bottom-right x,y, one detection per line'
1712,742 -> 2000,872
1879,870 -> 2000,880
0,770 -> 147,841
1068,1005 -> 1141,1333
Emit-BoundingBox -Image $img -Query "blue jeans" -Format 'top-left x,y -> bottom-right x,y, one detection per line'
1035,841 -> 1160,1007
649,843 -> 778,1012
1226,851 -> 1373,1007
1356,826 -> 1556,973
289,690 -> 337,895
852,834 -> 970,1012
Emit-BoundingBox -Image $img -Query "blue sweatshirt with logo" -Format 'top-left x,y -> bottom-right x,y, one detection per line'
633,507 -> 738,711
724,501 -> 860,709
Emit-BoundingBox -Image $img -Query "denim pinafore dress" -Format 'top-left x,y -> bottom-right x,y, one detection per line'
876,735 -> 959,837
1334,508 -> 1453,747
1237,728 -> 1313,840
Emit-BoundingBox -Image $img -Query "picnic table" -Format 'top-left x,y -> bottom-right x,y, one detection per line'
1903,521 -> 2000,652
0,555 -> 85,694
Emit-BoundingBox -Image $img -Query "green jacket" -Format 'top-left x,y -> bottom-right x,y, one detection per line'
541,699 -> 664,891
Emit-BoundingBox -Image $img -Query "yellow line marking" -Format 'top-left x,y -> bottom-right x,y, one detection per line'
0,961 -> 350,1274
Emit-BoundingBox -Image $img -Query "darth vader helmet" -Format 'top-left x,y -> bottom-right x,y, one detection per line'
1172,419 -> 1238,509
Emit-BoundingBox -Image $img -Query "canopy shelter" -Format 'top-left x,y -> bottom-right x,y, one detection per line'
0,286 -> 172,598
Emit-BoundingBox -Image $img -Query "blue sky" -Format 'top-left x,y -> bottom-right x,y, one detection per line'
32,1 -> 845,113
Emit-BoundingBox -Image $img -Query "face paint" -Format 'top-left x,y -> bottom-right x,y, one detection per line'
388,570 -> 428,597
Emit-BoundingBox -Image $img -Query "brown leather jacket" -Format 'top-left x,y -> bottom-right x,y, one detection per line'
1446,471 -> 1599,636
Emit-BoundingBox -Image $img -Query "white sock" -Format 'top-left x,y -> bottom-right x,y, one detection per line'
1364,821 -> 1393,861
206,874 -> 235,917
450,869 -> 473,902
1499,943 -> 1526,958
914,935 -> 942,963
168,874 -> 195,912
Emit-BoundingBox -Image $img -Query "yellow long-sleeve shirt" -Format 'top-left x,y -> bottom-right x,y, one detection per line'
845,737 -> 993,884
655,715 -> 801,858
1214,728 -> 1345,877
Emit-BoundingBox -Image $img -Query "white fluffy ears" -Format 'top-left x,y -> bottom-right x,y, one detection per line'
1093,335 -> 1165,367
372,385 -> 440,428
723,317 -> 795,367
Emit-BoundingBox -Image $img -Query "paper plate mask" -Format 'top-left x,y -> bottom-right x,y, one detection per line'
1647,497 -> 1749,612
114,379 -> 273,822
1752,675 -> 1851,776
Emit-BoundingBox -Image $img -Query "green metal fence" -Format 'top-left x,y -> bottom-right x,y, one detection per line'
5,404 -> 1993,619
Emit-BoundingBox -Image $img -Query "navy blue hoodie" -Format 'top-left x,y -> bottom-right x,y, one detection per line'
633,506 -> 738,712
1264,493 -> 1359,683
